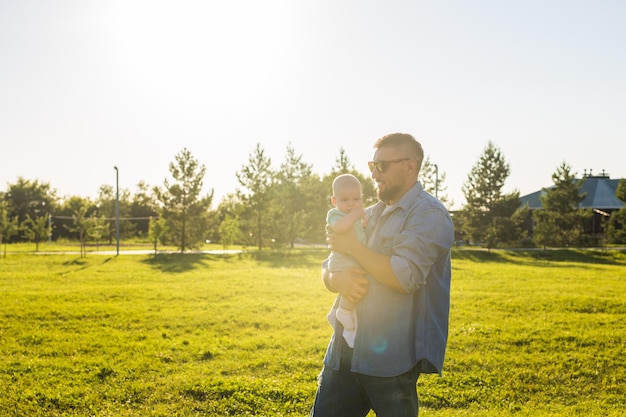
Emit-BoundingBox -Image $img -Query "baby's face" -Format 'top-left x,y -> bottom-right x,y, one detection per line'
334,186 -> 363,213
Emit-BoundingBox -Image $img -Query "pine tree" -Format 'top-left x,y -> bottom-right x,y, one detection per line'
156,148 -> 214,252
236,143 -> 274,250
274,143 -> 314,248
533,162 -> 591,247
460,141 -> 521,249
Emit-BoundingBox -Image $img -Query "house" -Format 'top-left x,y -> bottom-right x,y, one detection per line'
519,170 -> 624,236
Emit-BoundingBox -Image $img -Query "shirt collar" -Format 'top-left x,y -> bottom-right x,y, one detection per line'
371,181 -> 423,216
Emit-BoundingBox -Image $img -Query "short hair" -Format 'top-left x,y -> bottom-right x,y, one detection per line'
332,173 -> 362,196
374,133 -> 424,173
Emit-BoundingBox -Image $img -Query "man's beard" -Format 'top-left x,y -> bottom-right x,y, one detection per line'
377,183 -> 401,203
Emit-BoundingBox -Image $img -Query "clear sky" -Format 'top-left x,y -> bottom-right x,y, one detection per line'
2,0 -> 625,210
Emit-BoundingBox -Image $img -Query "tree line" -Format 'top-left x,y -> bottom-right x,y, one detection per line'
0,143 -> 446,255
1,141 -> 625,255
456,141 -> 626,250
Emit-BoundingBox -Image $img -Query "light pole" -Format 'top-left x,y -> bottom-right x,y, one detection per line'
434,164 -> 439,198
114,166 -> 120,256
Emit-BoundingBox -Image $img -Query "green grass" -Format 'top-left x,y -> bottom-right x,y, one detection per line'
1,248 -> 625,416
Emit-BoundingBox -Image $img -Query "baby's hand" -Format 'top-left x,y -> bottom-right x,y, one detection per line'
349,207 -> 365,222
361,212 -> 368,228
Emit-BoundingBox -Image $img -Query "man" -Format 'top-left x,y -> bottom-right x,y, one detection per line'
311,133 -> 454,417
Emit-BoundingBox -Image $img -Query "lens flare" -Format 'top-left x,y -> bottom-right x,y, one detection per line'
370,337 -> 388,354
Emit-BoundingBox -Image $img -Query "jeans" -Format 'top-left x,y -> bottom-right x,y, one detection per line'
310,337 -> 420,417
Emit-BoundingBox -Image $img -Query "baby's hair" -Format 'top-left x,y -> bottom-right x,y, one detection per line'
332,174 -> 362,196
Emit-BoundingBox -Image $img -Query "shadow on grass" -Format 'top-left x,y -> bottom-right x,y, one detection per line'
134,247 -> 625,272
138,249 -> 328,272
141,253 -> 211,273
452,247 -> 626,266
60,256 -> 115,274
246,248 -> 329,269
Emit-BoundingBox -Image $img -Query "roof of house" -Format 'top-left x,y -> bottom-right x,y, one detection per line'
519,177 -> 625,210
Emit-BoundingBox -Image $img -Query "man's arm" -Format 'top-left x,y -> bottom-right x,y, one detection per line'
330,228 -> 405,293
322,264 -> 369,304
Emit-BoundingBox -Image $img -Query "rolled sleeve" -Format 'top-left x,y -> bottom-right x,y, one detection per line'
390,255 -> 413,293
392,205 -> 454,293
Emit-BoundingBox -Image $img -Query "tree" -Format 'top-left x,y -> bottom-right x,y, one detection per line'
214,193 -> 245,244
532,162 -> 591,247
148,217 -> 168,257
96,185 -> 116,244
22,214 -> 52,252
97,184 -> 133,242
4,178 -> 57,242
219,215 -> 241,250
459,141 -> 521,249
608,178 -> 626,244
617,178 -> 626,202
155,148 -> 214,252
236,143 -> 274,250
331,147 -> 353,174
485,193 -> 524,248
86,215 -> 109,251
57,196 -> 94,241
420,156 -> 452,208
532,209 -> 558,251
273,143 -> 314,248
130,181 -> 158,238
298,173 -> 330,243
0,201 -> 19,258
510,204 -> 531,245
65,205 -> 91,258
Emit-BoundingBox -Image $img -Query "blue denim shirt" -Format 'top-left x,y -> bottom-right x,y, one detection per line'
323,182 -> 454,377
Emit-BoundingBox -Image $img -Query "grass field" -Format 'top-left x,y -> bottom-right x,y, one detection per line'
1,248 -> 625,416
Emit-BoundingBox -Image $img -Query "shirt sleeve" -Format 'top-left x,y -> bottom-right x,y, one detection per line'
390,255 -> 413,293
326,208 -> 342,227
391,204 -> 454,293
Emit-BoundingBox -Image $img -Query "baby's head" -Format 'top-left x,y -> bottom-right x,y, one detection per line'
331,174 -> 363,213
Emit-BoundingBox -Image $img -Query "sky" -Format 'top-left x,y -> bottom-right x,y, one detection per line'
1,0 -> 625,210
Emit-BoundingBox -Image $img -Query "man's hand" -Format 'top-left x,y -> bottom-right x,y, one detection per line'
329,268 -> 369,305
326,224 -> 359,256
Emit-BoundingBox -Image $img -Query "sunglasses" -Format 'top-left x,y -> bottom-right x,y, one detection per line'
367,158 -> 411,173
